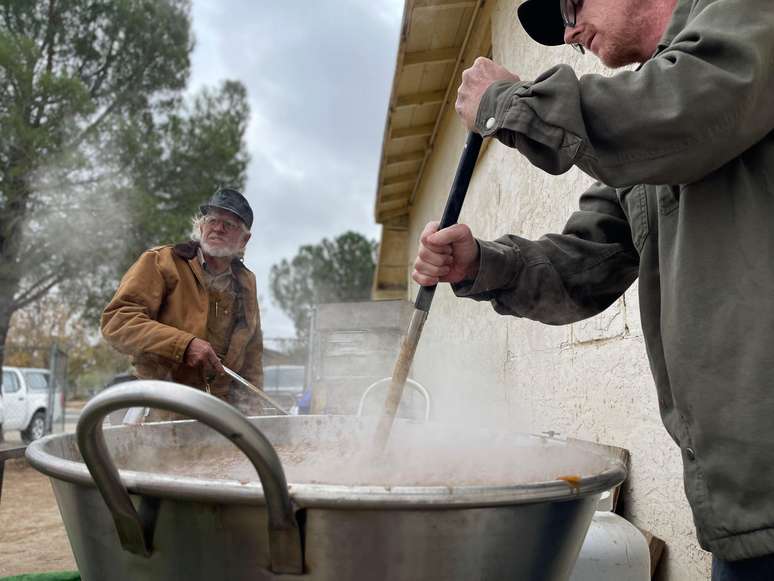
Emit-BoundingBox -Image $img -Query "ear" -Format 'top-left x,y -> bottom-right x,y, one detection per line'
240,231 -> 251,249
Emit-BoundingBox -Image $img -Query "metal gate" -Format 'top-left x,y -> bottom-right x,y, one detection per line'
47,343 -> 67,433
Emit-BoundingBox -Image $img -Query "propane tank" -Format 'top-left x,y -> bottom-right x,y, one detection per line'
570,492 -> 651,581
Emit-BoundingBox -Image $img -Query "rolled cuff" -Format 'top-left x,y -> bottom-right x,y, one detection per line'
475,80 -> 533,138
452,239 -> 524,298
171,332 -> 197,364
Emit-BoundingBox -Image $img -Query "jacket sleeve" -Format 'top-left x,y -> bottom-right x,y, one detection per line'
476,0 -> 774,187
452,182 -> 639,324
101,250 -> 195,363
239,302 -> 264,389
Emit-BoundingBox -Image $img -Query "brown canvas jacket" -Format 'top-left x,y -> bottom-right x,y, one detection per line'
101,241 -> 263,396
454,0 -> 774,560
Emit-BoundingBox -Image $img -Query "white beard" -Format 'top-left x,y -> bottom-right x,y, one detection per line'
200,239 -> 240,258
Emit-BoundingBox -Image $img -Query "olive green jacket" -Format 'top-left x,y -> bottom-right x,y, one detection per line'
101,242 -> 263,396
456,0 -> 774,560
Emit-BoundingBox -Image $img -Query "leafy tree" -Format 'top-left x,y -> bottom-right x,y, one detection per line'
118,80 -> 250,263
0,0 -> 249,371
270,231 -> 377,340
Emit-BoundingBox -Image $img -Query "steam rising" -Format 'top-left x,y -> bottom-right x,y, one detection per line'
112,417 -> 617,489
88,275 -> 598,492
23,145 -> 134,305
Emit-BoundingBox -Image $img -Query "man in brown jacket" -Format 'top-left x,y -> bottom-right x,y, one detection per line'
102,188 -> 263,414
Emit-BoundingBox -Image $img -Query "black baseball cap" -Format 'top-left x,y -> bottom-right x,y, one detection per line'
518,0 -> 566,46
200,188 -> 253,229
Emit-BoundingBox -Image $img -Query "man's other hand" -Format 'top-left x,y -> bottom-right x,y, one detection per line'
184,338 -> 225,376
456,57 -> 520,129
412,221 -> 480,286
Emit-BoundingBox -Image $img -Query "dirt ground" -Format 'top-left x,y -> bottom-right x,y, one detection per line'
0,458 -> 77,577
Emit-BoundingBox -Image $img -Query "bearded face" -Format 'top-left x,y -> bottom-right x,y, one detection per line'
199,209 -> 250,258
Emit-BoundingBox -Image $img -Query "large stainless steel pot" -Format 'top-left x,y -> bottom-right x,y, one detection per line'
26,381 -> 626,581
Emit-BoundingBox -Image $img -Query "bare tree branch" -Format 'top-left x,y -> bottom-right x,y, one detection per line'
13,272 -> 65,311
88,36 -> 118,99
33,0 -> 59,127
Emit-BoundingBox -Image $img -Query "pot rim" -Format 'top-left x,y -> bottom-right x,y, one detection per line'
26,417 -> 626,509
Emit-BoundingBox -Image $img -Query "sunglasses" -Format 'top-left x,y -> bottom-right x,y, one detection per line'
560,0 -> 585,54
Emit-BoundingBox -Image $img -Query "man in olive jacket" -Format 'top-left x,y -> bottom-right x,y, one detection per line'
413,0 -> 774,577
102,189 -> 263,414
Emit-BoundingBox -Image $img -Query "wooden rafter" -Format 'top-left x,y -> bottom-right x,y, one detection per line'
385,150 -> 425,166
414,0 -> 476,8
382,172 -> 417,187
391,123 -> 434,139
403,47 -> 459,66
377,206 -> 410,221
380,190 -> 412,204
395,90 -> 447,109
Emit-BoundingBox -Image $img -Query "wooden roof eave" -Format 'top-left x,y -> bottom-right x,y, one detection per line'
373,0 -> 486,225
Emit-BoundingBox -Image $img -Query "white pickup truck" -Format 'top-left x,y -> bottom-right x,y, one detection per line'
1,366 -> 57,443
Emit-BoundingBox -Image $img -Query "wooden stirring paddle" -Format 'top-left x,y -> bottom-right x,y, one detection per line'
374,132 -> 483,451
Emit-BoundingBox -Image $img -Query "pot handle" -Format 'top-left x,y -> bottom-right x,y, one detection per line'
76,380 -> 304,574
357,377 -> 431,421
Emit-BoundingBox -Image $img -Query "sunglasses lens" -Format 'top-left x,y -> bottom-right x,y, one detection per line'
561,0 -> 579,27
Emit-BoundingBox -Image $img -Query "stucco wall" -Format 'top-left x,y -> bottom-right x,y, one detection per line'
405,2 -> 712,578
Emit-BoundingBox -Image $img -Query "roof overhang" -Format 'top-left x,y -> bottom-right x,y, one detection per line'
372,0 -> 490,299
374,0 -> 487,224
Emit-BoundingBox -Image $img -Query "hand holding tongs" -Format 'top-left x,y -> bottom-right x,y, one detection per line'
121,364 -> 289,425
222,365 -> 290,415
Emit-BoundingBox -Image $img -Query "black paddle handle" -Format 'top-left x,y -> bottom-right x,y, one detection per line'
414,131 -> 483,313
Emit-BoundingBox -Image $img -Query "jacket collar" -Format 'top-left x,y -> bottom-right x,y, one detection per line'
173,240 -> 200,260
173,240 -> 253,297
656,0 -> 693,52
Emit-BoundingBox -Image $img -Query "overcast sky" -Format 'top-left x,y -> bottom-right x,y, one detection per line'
188,1 -> 404,340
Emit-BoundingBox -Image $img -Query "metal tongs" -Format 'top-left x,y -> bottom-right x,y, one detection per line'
121,365 -> 289,425
222,365 -> 290,416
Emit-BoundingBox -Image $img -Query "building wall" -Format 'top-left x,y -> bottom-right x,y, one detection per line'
404,2 -> 711,578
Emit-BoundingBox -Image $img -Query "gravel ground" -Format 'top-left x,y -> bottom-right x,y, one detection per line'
0,459 -> 77,577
